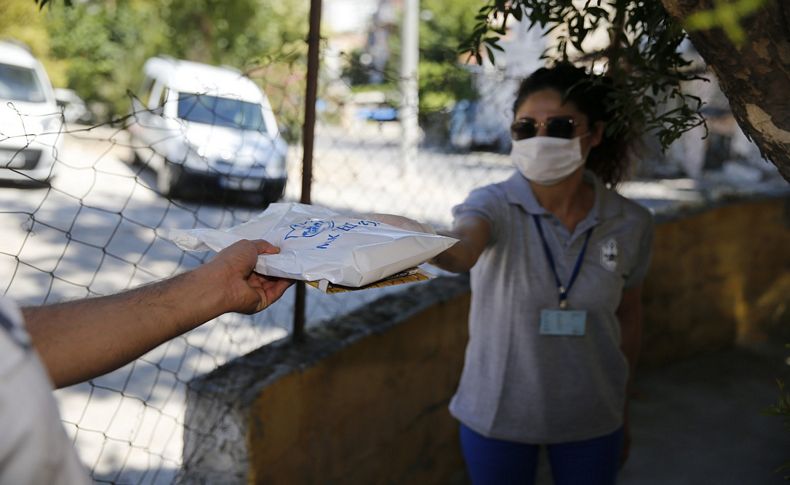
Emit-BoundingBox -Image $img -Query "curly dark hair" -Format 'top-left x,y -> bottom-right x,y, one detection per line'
512,63 -> 632,186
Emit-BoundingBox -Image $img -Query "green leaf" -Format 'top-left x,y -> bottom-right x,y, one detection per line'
512,6 -> 524,21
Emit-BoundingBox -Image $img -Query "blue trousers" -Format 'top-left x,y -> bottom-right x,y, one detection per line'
460,423 -> 624,485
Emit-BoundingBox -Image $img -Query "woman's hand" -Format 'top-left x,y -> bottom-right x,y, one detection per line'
367,213 -> 492,273
364,213 -> 436,234
204,239 -> 294,314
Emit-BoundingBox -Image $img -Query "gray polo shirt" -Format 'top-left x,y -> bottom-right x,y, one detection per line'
448,171 -> 653,444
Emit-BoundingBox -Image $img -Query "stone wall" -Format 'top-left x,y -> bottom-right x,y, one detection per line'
182,195 -> 789,484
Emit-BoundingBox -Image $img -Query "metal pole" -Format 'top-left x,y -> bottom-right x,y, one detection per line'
294,0 -> 322,343
400,0 -> 419,175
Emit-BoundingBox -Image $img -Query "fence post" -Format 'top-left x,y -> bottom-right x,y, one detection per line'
294,0 -> 323,342
400,0 -> 419,176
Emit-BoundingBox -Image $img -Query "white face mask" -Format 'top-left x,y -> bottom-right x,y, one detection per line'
511,135 -> 587,186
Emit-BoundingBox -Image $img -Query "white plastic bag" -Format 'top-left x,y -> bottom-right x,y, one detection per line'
167,202 -> 457,288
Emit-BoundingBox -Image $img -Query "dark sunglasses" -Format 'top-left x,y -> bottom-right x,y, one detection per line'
510,117 -> 578,141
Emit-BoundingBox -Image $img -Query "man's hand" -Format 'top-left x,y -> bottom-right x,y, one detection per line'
23,238 -> 293,388
203,239 -> 294,314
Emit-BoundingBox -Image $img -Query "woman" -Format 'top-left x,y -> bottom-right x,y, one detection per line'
383,63 -> 653,484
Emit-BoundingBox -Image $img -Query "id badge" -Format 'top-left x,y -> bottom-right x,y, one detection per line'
539,309 -> 587,336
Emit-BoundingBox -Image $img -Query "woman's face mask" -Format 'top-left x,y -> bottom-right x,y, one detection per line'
510,135 -> 588,186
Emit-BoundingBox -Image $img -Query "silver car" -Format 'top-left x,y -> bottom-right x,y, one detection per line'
127,57 -> 288,203
0,40 -> 63,184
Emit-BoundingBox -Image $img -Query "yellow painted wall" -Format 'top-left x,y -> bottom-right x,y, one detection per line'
641,198 -> 790,365
247,292 -> 471,485
239,197 -> 788,484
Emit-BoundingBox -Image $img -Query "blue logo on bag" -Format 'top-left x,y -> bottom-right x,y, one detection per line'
285,220 -> 335,239
284,219 -> 382,249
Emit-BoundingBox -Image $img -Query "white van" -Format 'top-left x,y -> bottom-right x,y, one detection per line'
127,57 -> 288,202
0,40 -> 63,184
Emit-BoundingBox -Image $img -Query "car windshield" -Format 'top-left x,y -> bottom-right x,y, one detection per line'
177,92 -> 267,132
0,63 -> 46,103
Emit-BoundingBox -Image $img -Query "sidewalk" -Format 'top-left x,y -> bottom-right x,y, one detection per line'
618,342 -> 790,484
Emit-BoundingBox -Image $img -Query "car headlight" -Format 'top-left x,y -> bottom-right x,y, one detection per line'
188,150 -> 210,171
40,115 -> 62,133
175,147 -> 209,171
266,154 -> 287,178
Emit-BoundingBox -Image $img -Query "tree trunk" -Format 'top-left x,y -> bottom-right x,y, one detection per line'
661,0 -> 790,182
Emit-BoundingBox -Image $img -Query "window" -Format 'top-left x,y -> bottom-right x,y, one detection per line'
0,63 -> 46,103
176,93 -> 267,132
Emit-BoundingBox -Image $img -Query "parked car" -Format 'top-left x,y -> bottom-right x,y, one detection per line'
126,57 -> 288,202
0,40 -> 63,184
352,90 -> 398,122
448,99 -> 511,154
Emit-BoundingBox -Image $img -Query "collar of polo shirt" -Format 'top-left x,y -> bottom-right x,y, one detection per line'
503,170 -> 622,224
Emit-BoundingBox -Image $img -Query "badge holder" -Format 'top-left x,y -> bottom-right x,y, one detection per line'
539,308 -> 587,336
532,215 -> 592,337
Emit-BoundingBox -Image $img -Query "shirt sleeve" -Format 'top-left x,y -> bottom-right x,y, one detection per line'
0,297 -> 92,485
623,211 -> 654,288
451,185 -> 502,244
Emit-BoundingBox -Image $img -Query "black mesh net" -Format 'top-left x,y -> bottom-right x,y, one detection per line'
1,26 -> 521,485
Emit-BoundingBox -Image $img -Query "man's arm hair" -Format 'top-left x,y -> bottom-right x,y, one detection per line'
23,239 -> 292,388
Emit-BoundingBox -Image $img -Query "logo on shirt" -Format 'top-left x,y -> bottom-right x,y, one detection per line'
600,238 -> 618,272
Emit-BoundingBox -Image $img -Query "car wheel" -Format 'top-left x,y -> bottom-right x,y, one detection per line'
261,180 -> 286,206
248,192 -> 269,208
129,149 -> 143,167
125,133 -> 143,167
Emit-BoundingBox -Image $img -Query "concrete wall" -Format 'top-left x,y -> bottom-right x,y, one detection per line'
182,276 -> 472,484
182,195 -> 789,484
246,288 -> 471,485
641,197 -> 790,365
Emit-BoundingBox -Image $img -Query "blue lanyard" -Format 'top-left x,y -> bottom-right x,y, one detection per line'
532,215 -> 593,309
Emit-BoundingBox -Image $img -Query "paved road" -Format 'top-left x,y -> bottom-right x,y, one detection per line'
1,125 -> 282,483
287,123 -> 515,227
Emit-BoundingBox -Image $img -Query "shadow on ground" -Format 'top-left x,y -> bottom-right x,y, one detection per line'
619,342 -> 790,485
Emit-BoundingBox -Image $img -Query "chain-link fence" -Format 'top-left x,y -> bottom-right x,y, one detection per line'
0,18 -> 523,483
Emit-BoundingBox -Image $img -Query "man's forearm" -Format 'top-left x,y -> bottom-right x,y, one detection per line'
22,265 -> 224,389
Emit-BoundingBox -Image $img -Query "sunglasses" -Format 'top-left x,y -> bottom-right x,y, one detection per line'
510,117 -> 578,141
